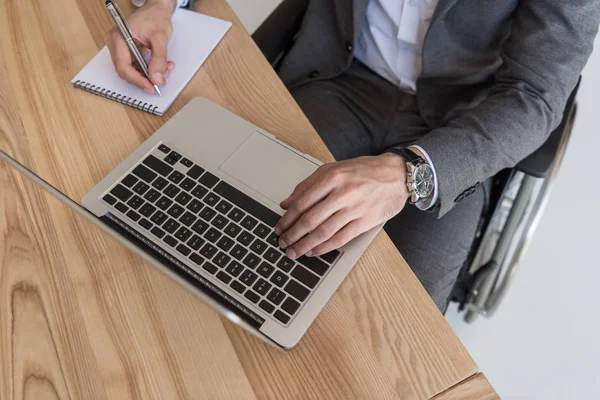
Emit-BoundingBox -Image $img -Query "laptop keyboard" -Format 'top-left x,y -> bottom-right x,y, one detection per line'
101,143 -> 341,326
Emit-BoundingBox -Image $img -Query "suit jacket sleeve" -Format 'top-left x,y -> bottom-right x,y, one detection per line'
414,0 -> 600,217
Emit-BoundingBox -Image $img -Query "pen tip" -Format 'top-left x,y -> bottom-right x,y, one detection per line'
154,85 -> 162,97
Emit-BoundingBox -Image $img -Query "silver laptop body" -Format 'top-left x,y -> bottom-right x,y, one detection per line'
81,97 -> 382,349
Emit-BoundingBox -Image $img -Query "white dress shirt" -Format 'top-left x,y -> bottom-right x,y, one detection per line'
355,0 -> 440,209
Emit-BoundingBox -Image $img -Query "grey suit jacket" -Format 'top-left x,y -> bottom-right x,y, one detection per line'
278,0 -> 600,216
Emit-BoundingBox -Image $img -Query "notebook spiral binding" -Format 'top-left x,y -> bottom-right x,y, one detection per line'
73,80 -> 160,115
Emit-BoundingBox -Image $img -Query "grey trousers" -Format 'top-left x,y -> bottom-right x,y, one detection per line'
289,61 -> 487,311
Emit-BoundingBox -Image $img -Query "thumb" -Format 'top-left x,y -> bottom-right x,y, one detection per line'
148,34 -> 169,86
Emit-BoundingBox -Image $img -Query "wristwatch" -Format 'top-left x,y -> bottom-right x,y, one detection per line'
387,148 -> 435,204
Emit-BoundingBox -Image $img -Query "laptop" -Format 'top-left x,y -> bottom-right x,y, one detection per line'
10,97 -> 382,349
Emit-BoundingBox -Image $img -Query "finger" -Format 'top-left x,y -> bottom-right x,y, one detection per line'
284,210 -> 354,259
310,220 -> 364,257
280,167 -> 325,210
107,32 -> 154,93
279,192 -> 344,249
164,61 -> 175,78
148,33 -> 169,86
276,177 -> 335,238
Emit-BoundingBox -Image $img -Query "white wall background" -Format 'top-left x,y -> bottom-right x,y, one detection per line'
228,2 -> 600,398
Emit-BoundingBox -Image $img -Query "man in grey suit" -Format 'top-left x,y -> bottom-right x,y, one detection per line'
107,0 -> 599,310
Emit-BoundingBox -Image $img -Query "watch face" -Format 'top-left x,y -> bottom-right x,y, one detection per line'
413,164 -> 434,198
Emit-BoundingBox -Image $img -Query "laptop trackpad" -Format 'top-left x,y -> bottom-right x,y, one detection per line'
219,132 -> 319,205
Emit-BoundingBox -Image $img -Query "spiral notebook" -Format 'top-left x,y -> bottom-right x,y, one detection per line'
72,9 -> 231,116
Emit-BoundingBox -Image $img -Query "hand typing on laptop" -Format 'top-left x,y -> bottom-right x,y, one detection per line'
104,0 -> 177,94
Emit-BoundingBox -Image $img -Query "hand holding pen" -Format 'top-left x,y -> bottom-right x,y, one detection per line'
104,0 -> 177,94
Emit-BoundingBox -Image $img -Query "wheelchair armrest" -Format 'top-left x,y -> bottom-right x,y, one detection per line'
252,0 -> 309,67
516,79 -> 580,178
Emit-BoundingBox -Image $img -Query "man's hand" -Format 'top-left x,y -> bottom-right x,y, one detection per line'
275,153 -> 410,259
104,0 -> 177,93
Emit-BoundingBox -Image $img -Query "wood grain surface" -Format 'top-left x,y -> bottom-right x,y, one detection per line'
433,374 -> 500,400
0,0 -> 479,398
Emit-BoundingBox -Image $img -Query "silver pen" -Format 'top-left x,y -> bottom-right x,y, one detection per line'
105,0 -> 161,96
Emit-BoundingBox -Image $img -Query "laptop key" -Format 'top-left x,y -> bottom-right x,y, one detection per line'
168,170 -> 184,184
156,196 -> 173,210
150,210 -> 168,225
211,215 -> 228,230
213,181 -> 280,227
204,227 -> 222,243
236,231 -> 254,247
110,184 -> 133,202
240,215 -> 258,231
179,211 -> 197,227
291,265 -> 319,289
281,297 -> 300,315
224,222 -> 242,238
143,155 -> 173,176
127,210 -> 141,221
191,184 -> 208,200
164,183 -> 181,198
139,203 -> 156,218
138,218 -> 151,231
242,253 -> 261,269
186,199 -> 203,214
203,193 -> 221,207
168,151 -> 182,161
144,188 -> 161,203
132,164 -> 157,183
239,270 -> 258,286
167,204 -> 185,219
230,244 -> 248,260
249,239 -> 268,255
284,280 -> 310,302
202,262 -> 218,275
180,158 -> 193,168
103,194 -> 117,205
163,218 -> 180,234
253,279 -> 272,296
179,177 -> 196,191
274,310 -> 290,324
264,248 -> 282,264
217,236 -> 235,252
199,171 -> 219,188
187,165 -> 205,179
151,226 -> 165,238
277,257 -> 295,272
257,262 -> 275,278
199,243 -> 218,259
321,250 -> 341,264
127,195 -> 144,210
244,291 -> 260,304
164,156 -> 177,165
152,177 -> 169,190
267,287 -> 285,305
163,235 -> 177,247
158,144 -> 170,153
216,271 -> 232,284
189,252 -> 204,266
253,223 -> 270,239
199,207 -> 216,222
175,227 -> 192,242
228,207 -> 245,222
270,271 -> 289,288
176,243 -> 191,257
122,174 -> 138,187
266,232 -> 279,248
133,181 -> 149,195
230,280 -> 245,294
297,256 -> 329,277
187,234 -> 205,251
225,261 -> 244,277
214,252 -> 231,268
259,300 -> 275,314
216,200 -> 233,214
191,220 -> 209,235
175,192 -> 192,206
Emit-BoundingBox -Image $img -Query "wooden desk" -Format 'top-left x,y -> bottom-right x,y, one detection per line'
0,0 -> 479,398
433,374 -> 500,400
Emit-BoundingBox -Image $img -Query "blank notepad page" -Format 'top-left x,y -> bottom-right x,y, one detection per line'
72,9 -> 231,115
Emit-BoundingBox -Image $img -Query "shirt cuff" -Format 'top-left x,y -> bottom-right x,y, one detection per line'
409,145 -> 439,210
